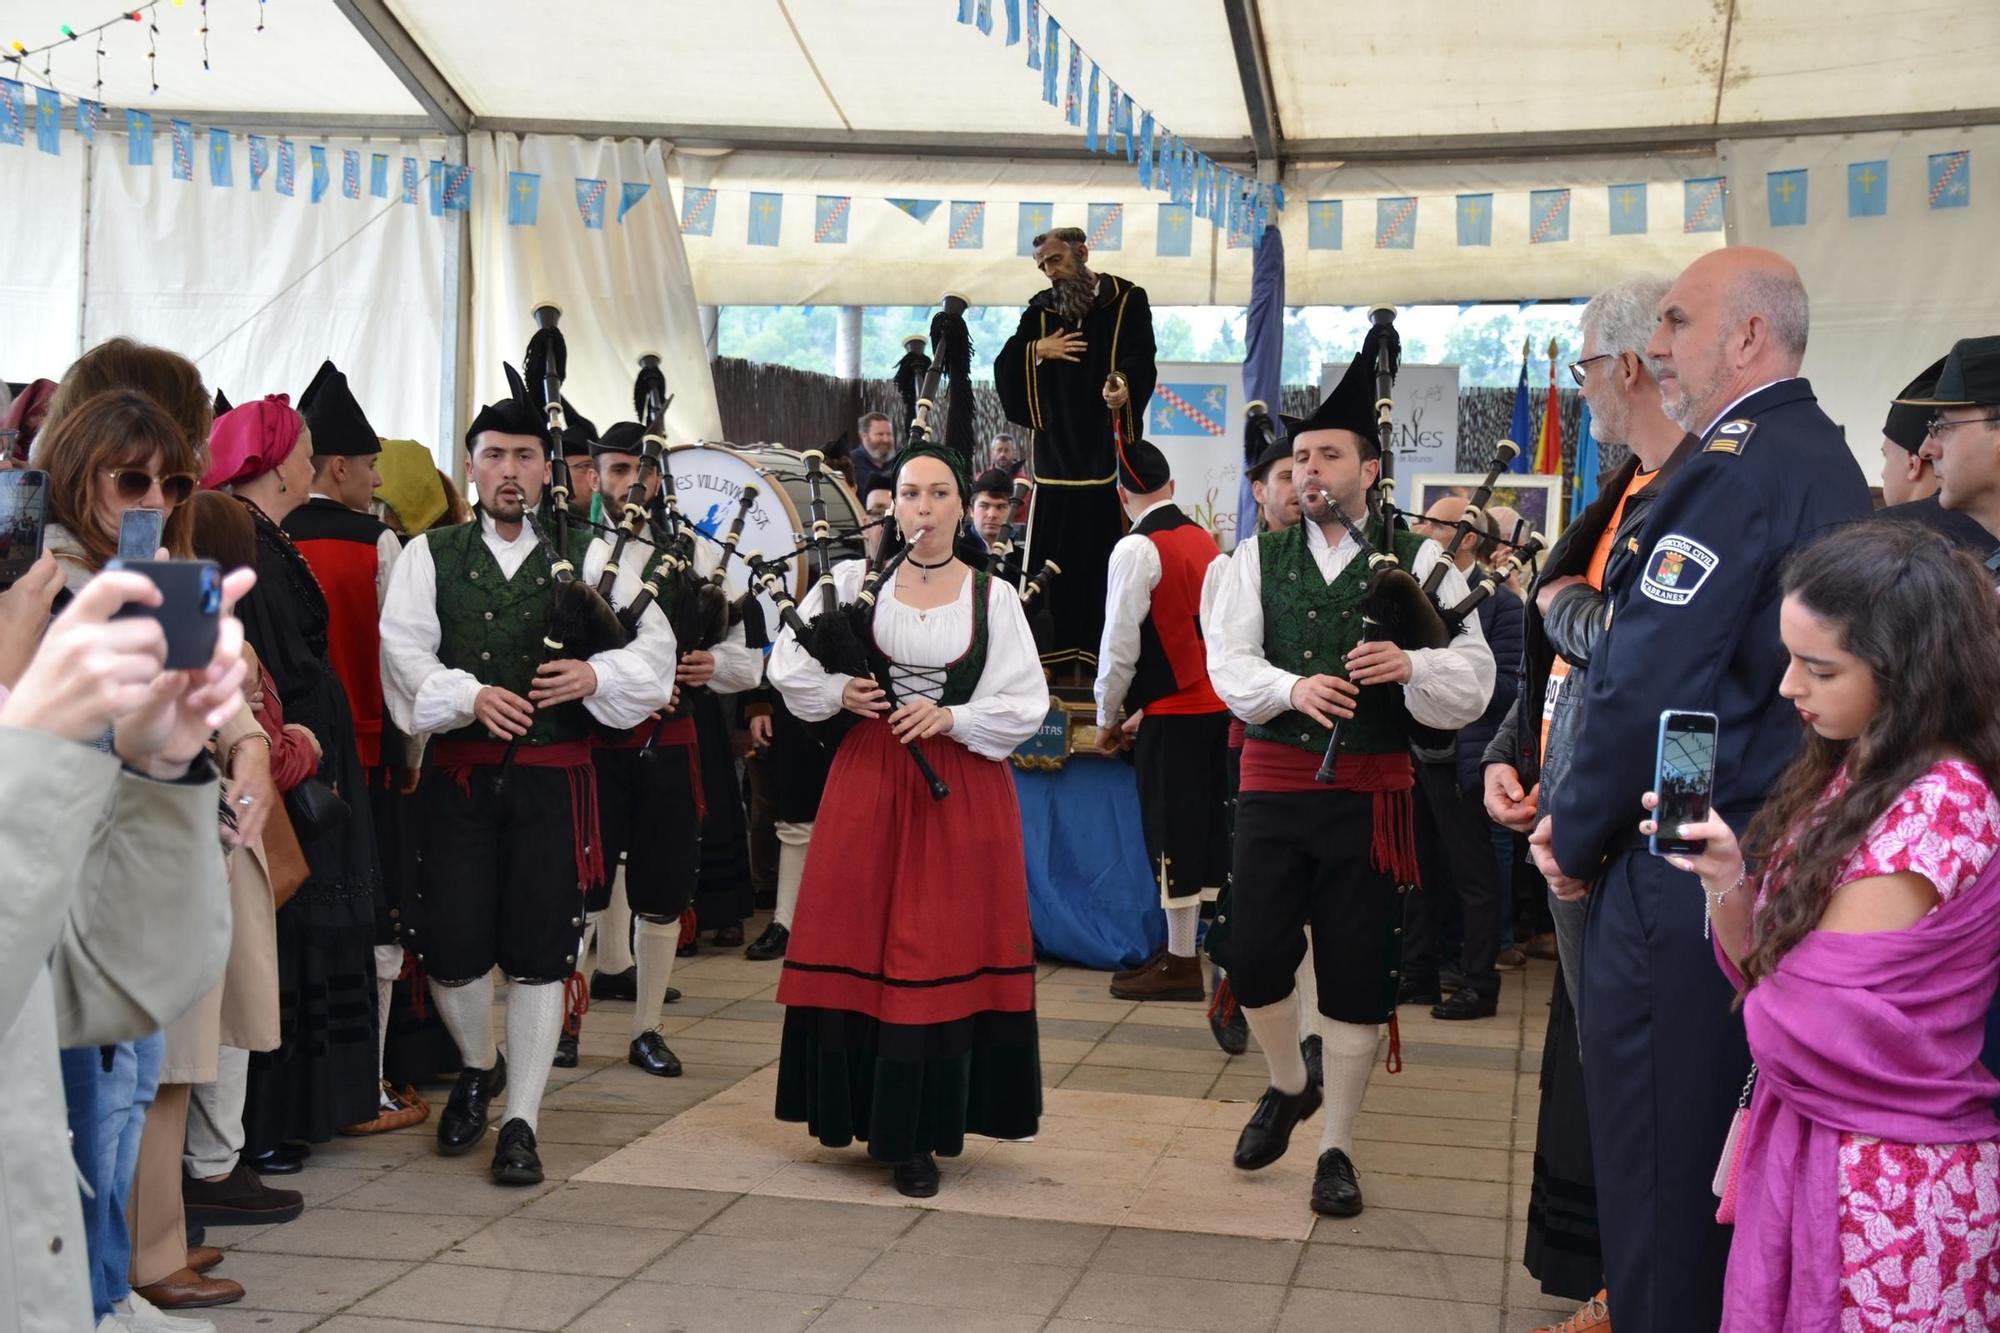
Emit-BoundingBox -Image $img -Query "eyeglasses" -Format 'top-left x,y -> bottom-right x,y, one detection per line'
1568,354 -> 1616,387
105,468 -> 197,505
1926,414 -> 2000,440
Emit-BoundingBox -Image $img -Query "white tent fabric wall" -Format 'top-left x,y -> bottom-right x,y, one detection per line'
1,130 -> 450,450
1720,125 -> 2000,477
0,144 -> 87,382
469,133 -> 720,446
82,132 -> 450,447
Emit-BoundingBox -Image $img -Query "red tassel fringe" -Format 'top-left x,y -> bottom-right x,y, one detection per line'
1207,974 -> 1238,1029
562,971 -> 589,1038
1370,788 -> 1422,888
1385,1012 -> 1403,1074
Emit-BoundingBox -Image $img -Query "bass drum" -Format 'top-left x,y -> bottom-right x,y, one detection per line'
664,443 -> 867,630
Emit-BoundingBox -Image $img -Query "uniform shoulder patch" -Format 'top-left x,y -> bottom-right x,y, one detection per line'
1704,418 -> 1758,455
1639,534 -> 1719,606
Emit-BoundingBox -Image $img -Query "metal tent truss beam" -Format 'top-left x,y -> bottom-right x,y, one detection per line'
329,0 -> 472,136
1222,0 -> 1282,165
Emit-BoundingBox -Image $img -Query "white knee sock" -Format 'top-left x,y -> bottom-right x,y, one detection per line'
373,944 -> 402,1086
634,918 -> 680,1038
1293,929 -> 1321,1043
1165,904 -> 1200,958
577,911 -> 601,978
598,872 -> 635,973
774,821 -> 811,931
501,980 -> 565,1132
1242,994 -> 1310,1095
431,972 -> 498,1071
1316,1019 -> 1380,1156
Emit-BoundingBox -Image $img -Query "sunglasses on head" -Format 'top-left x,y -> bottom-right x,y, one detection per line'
105,468 -> 196,505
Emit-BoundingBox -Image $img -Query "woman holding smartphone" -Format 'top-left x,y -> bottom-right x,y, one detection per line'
1648,522 -> 2000,1332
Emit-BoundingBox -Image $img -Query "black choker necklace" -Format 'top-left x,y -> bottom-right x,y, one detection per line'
907,551 -> 952,582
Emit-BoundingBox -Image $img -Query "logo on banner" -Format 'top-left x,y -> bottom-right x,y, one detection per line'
1308,200 -> 1342,250
1609,183 -> 1648,235
948,200 -> 985,250
577,177 -> 608,231
1149,384 -> 1228,438
1087,203 -> 1123,251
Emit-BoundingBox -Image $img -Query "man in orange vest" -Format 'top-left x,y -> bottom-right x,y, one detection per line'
1094,436 -> 1231,1000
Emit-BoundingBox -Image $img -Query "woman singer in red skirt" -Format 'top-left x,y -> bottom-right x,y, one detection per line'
767,444 -> 1050,1198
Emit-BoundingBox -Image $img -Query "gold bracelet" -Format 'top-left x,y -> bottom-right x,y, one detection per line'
225,731 -> 272,773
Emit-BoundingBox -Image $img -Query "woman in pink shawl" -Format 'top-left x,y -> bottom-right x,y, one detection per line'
1646,522 -> 2000,1332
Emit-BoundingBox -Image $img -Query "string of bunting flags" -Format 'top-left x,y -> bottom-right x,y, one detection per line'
948,0 -> 1285,246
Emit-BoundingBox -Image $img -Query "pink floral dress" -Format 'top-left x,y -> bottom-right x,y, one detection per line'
1822,760 -> 2000,1331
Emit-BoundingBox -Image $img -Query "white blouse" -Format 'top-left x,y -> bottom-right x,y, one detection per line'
768,559 -> 1051,761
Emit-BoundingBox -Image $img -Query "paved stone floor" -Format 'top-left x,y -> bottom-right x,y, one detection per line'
204,930 -> 1578,1333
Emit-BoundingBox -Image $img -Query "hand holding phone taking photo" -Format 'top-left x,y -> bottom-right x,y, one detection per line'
106,558 -> 224,670
1650,711 -> 1719,856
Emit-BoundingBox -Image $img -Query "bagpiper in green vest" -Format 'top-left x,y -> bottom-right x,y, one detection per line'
428,518 -> 598,748
864,569 -> 993,708
1244,516 -> 1431,757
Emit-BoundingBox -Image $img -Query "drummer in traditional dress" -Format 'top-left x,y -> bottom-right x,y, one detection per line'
766,444 -> 1050,1198
993,225 -> 1157,676
1204,330 -> 1494,1217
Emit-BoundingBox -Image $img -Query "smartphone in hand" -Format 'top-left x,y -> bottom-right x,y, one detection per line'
106,558 -> 223,670
1651,710 -> 1719,856
118,508 -> 166,561
0,469 -> 50,592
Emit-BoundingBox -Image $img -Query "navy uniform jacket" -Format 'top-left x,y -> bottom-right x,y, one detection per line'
1550,378 -> 1872,879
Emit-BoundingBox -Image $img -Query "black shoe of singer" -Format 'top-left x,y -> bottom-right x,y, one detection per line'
1301,1034 -> 1324,1089
1432,988 -> 1499,1021
490,1118 -> 543,1186
712,923 -> 746,949
1310,1148 -> 1364,1217
628,1031 -> 683,1078
590,966 -> 638,1003
437,1051 -> 508,1156
553,1030 -> 578,1068
1232,1083 -> 1323,1171
894,1152 -> 940,1199
744,922 -> 790,961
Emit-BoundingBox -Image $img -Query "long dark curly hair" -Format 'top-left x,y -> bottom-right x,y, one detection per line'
1738,521 -> 2000,989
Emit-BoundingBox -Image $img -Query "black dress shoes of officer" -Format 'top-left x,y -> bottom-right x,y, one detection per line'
893,1152 -> 940,1199
1232,1083 -> 1323,1170
1310,1148 -> 1364,1217
436,1051 -> 507,1156
628,1031 -> 683,1077
744,922 -> 790,961
490,1118 -> 542,1186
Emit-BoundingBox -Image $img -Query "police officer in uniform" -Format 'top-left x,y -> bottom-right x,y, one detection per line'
1537,248 -> 1871,1333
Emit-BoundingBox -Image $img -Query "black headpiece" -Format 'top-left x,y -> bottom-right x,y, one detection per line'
1114,436 -> 1172,493
212,387 -> 232,415
1290,320 -> 1399,452
558,398 -> 597,457
1897,336 -> 2000,409
971,467 -> 1016,499
591,421 -> 648,458
464,364 -> 549,453
298,359 -> 380,458
1884,356 -> 1949,454
1248,436 -> 1292,483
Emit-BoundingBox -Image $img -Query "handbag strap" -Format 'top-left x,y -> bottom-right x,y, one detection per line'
1736,1062 -> 1758,1109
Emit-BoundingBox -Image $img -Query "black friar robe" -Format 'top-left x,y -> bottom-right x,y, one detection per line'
994,273 -> 1157,672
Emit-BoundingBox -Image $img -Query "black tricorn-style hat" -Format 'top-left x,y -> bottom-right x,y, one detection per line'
298,359 -> 380,458
1114,436 -> 1172,493
557,399 -> 598,457
1884,356 -> 1950,453
212,387 -> 232,415
591,421 -> 648,458
464,364 -> 550,453
1248,436 -> 1291,483
1896,336 -> 2000,409
1289,319 -> 1399,450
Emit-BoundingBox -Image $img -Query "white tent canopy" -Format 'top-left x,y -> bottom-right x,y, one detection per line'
2,0 -> 1996,468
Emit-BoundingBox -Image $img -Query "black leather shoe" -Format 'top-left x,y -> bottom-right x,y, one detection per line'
436,1051 -> 508,1157
553,1031 -> 578,1068
628,1030 -> 683,1078
665,986 -> 681,1004
246,1151 -> 301,1177
712,923 -> 745,948
1310,1147 -> 1364,1217
1301,1034 -> 1324,1089
744,922 -> 790,961
1396,975 -> 1443,1007
590,966 -> 637,1002
1232,1083 -> 1323,1171
893,1152 -> 940,1198
490,1118 -> 543,1186
676,937 -> 699,959
1209,996 -> 1248,1056
1432,988 -> 1499,1021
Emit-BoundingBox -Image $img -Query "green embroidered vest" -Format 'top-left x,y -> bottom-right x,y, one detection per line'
429,520 -> 595,747
1245,521 -> 1431,756
867,569 -> 991,707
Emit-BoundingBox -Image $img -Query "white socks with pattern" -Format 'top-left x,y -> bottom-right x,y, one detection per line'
501,980 -> 565,1133
634,918 -> 680,1038
1242,993 -> 1310,1096
1316,1019 -> 1379,1157
1165,905 -> 1200,958
431,973 -> 497,1071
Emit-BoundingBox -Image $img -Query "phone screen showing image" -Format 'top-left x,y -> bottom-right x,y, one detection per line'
1653,711 -> 1719,856
0,470 -> 49,590
118,508 -> 166,562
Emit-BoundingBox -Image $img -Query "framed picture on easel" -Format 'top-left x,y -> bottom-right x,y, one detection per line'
1406,472 -> 1566,546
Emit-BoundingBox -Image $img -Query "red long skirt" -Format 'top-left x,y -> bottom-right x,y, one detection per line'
775,718 -> 1037,1025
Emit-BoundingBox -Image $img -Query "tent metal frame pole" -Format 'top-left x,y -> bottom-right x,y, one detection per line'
480,118 -> 1258,165
327,0 -> 472,136
438,133 -> 472,478
1221,0 -> 1281,166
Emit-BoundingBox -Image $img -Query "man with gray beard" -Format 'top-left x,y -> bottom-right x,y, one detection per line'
995,226 -> 1158,675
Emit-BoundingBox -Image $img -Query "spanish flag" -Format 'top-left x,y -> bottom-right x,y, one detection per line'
1533,337 -> 1564,475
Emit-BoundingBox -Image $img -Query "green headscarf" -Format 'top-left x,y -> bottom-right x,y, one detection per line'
890,442 -> 971,505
